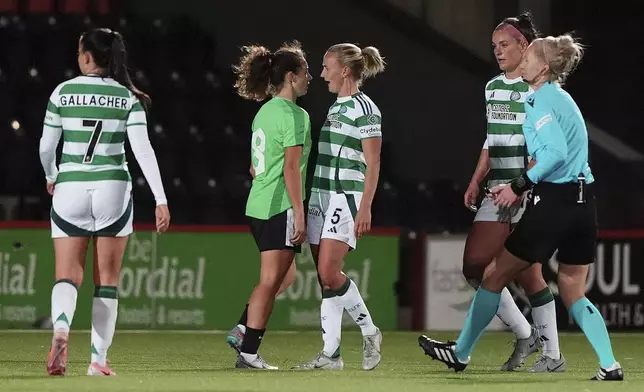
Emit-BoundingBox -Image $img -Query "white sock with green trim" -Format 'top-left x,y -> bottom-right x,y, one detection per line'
321,294 -> 343,358
91,286 -> 119,366
530,288 -> 560,359
51,280 -> 78,334
336,278 -> 377,337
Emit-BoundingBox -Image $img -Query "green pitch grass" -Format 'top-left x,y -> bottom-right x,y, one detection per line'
0,330 -> 642,392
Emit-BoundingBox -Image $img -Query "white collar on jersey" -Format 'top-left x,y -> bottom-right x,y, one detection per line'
501,74 -> 524,84
336,92 -> 362,103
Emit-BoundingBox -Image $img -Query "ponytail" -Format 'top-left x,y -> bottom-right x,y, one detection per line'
535,34 -> 585,85
80,28 -> 151,110
233,41 -> 306,101
233,45 -> 273,101
327,43 -> 386,86
107,32 -> 151,110
360,46 -> 386,79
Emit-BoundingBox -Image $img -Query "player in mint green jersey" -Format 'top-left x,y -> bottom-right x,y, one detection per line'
293,43 -> 385,372
41,29 -> 169,377
228,41 -> 312,370
421,13 -> 565,373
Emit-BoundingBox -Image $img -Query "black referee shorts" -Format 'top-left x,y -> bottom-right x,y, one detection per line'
505,182 -> 597,265
249,209 -> 301,253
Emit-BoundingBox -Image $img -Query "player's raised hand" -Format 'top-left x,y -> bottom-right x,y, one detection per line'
155,204 -> 171,233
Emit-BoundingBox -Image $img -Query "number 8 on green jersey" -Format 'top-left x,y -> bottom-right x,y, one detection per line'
246,97 -> 312,251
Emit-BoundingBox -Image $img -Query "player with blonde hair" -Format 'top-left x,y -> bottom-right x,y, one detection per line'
294,43 -> 385,371
420,34 -> 624,381
461,13 -> 564,372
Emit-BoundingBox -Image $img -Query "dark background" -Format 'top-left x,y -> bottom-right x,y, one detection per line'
1,0 -> 642,232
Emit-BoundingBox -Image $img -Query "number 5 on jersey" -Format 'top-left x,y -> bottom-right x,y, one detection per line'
331,208 -> 342,224
252,129 -> 266,176
82,119 -> 104,164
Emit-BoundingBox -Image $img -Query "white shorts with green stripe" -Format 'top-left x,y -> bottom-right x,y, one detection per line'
474,195 -> 527,225
50,180 -> 133,238
307,191 -> 363,250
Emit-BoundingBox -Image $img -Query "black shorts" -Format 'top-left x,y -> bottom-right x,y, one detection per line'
505,182 -> 597,265
249,209 -> 301,253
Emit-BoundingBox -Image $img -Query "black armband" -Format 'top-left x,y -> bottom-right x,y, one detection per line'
510,173 -> 535,196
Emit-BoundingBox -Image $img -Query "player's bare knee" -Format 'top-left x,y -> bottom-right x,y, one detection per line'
93,237 -> 127,286
257,278 -> 282,299
56,266 -> 84,288
558,281 -> 584,309
259,265 -> 284,289
462,250 -> 494,281
519,276 -> 548,296
317,263 -> 342,289
317,271 -> 336,290
481,274 -> 506,292
480,262 -> 502,291
94,260 -> 121,286
481,257 -> 519,292
558,264 -> 588,308
481,258 -> 497,281
480,278 -> 504,293
517,264 -> 547,295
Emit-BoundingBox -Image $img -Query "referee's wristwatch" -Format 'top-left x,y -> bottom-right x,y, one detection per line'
510,173 -> 535,196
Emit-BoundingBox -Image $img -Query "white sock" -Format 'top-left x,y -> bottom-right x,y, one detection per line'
91,286 -> 119,366
337,279 -> 377,336
530,290 -> 560,359
51,280 -> 78,334
320,295 -> 343,358
496,287 -> 531,339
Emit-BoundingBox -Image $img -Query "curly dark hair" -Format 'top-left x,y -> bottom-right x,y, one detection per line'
233,41 -> 306,101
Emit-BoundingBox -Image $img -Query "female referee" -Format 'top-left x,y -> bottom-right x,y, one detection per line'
41,28 -> 170,376
294,43 -> 385,371
230,41 -> 312,369
463,13 -> 564,372
419,34 -> 624,381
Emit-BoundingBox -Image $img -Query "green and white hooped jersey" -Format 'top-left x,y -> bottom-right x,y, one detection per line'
40,75 -> 167,205
311,92 -> 382,195
43,75 -> 146,183
484,74 -> 532,187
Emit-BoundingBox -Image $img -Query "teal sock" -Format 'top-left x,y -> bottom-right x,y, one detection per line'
570,297 -> 616,369
455,287 -> 501,361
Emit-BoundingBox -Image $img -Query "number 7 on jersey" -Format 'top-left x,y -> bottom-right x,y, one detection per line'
82,119 -> 103,163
